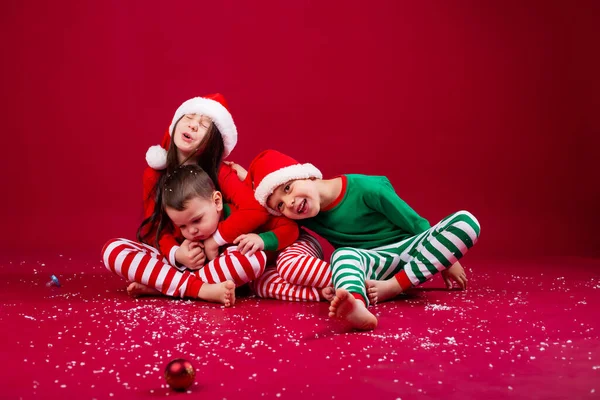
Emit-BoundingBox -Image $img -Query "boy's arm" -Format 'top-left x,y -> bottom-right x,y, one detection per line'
142,167 -> 180,264
212,163 -> 270,245
257,216 -> 300,251
366,177 -> 431,235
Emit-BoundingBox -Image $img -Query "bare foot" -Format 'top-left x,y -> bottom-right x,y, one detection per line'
127,282 -> 162,298
328,288 -> 378,331
320,286 -> 335,302
366,280 -> 378,305
197,281 -> 236,307
366,278 -> 403,303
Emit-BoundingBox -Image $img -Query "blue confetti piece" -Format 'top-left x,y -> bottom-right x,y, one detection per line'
46,274 -> 61,288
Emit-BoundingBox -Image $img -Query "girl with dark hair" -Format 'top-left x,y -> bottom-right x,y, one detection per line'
101,94 -> 275,302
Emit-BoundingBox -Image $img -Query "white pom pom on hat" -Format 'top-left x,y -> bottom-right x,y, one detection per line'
145,145 -> 169,170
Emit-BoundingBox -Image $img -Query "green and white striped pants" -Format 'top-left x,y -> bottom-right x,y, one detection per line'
330,210 -> 481,306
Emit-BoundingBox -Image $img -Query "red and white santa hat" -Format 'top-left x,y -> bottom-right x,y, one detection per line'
145,93 -> 238,170
247,149 -> 322,215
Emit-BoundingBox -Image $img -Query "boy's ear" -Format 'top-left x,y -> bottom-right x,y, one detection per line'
213,191 -> 223,212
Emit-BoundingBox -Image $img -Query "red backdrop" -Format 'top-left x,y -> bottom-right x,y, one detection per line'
1,0 -> 598,258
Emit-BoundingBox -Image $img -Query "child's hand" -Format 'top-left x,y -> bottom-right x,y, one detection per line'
186,241 -> 206,269
188,240 -> 204,251
203,236 -> 220,261
176,239 -> 205,270
441,261 -> 468,290
224,160 -> 248,181
233,234 -> 265,257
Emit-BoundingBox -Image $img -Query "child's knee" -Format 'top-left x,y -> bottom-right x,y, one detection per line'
275,257 -> 288,275
251,250 -> 267,274
101,238 -> 119,258
331,247 -> 362,271
101,238 -> 128,268
332,247 -> 360,258
451,211 -> 481,242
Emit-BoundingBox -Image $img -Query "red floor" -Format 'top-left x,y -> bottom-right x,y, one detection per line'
2,254 -> 599,399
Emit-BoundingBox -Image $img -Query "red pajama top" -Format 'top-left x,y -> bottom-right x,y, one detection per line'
141,163 -> 297,264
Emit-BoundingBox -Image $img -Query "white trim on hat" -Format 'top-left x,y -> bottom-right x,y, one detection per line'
254,163 -> 322,215
169,97 -> 237,158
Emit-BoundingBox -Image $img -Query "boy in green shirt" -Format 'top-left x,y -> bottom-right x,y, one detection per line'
245,149 -> 481,331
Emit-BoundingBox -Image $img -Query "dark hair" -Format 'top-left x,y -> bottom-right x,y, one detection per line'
149,165 -> 216,245
162,165 -> 215,211
136,116 -> 225,247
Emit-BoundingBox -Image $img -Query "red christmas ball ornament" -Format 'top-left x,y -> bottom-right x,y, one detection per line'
164,358 -> 196,391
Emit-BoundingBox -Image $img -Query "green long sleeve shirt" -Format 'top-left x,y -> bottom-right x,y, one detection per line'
300,175 -> 431,249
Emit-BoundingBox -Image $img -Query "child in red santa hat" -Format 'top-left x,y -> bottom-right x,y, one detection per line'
243,149 -> 481,330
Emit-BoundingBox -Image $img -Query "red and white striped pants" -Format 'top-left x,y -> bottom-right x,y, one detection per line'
251,232 -> 332,302
101,238 -> 266,298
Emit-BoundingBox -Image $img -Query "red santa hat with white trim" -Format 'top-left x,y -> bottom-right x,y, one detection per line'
246,149 -> 322,215
145,93 -> 238,170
